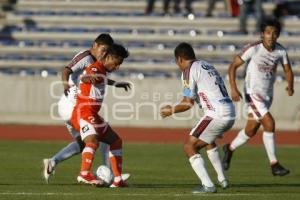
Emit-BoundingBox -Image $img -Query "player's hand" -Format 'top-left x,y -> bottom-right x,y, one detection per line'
231,88 -> 242,102
64,85 -> 70,97
115,82 -> 131,92
286,86 -> 294,96
160,105 -> 173,118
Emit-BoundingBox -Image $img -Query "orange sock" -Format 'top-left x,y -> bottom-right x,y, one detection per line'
109,139 -> 122,178
80,142 -> 98,173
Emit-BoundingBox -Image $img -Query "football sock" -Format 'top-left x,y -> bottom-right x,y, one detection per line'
230,129 -> 250,151
207,146 -> 226,182
262,131 -> 278,164
51,141 -> 81,167
109,139 -> 123,181
80,143 -> 98,173
99,142 -> 110,168
189,154 -> 214,187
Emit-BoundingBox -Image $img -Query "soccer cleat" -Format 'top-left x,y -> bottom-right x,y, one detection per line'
121,173 -> 130,182
43,158 -> 55,183
271,162 -> 290,176
218,179 -> 229,189
77,172 -> 105,186
222,144 -> 233,170
110,180 -> 128,188
192,185 -> 217,194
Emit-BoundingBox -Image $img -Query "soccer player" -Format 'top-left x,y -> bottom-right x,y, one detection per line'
222,19 -> 294,176
71,43 -> 129,187
43,34 -> 130,183
160,43 -> 235,193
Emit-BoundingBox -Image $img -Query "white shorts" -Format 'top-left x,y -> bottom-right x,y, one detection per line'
57,94 -> 75,121
245,93 -> 273,120
57,89 -> 79,138
79,119 -> 109,140
189,116 -> 235,144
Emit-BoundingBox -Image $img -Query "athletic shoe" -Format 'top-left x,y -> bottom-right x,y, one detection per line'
121,173 -> 130,182
77,172 -> 105,186
192,185 -> 217,194
222,144 -> 233,170
43,158 -> 55,183
218,179 -> 229,189
110,180 -> 128,188
271,162 -> 290,176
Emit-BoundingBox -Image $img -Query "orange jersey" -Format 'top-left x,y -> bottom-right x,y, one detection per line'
74,61 -> 107,118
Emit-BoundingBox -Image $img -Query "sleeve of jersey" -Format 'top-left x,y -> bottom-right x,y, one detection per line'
239,45 -> 255,62
181,72 -> 196,99
68,56 -> 94,73
281,50 -> 289,65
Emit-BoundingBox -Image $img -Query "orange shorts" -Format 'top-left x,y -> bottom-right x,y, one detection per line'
71,110 -> 110,140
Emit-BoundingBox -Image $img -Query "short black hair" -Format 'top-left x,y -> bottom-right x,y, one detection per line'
107,43 -> 129,59
260,18 -> 281,35
174,42 -> 196,60
94,33 -> 114,46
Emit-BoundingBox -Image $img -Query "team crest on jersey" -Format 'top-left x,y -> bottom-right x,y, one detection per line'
82,125 -> 90,133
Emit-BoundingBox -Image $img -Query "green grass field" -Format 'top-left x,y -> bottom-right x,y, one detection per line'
0,140 -> 299,200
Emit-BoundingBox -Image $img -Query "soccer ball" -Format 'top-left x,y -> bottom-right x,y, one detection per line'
95,165 -> 113,185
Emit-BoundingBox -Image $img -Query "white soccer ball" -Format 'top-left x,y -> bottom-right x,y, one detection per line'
96,165 -> 113,185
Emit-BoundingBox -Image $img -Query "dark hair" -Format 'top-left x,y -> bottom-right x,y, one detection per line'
174,42 -> 196,60
94,33 -> 114,46
260,18 -> 281,35
107,43 -> 129,59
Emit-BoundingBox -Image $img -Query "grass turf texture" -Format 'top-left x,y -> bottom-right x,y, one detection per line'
0,141 -> 299,200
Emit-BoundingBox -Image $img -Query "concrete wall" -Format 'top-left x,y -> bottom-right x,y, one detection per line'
0,75 -> 299,130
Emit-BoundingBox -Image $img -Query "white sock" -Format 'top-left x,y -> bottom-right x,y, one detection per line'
207,147 -> 226,182
230,129 -> 250,151
262,131 -> 278,164
99,142 -> 110,167
189,154 -> 214,187
51,141 -> 81,166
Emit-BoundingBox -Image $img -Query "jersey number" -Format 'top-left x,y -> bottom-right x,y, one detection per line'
215,77 -> 229,97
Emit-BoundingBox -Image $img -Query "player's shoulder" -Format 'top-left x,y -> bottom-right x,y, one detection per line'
243,40 -> 262,51
275,42 -> 287,52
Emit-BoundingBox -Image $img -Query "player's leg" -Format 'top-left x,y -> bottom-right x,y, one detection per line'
100,126 -> 126,187
222,114 -> 260,170
43,122 -> 83,183
206,143 -> 228,189
260,112 -> 290,176
186,116 -> 217,193
185,136 -> 216,193
77,119 -> 104,186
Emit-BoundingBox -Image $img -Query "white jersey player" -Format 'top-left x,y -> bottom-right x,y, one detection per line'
161,42 -> 235,193
43,34 -> 131,183
223,19 -> 294,176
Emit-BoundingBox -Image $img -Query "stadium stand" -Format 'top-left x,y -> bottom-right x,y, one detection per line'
0,0 -> 299,78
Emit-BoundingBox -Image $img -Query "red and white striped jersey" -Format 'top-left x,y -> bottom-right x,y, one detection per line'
67,50 -> 97,87
182,60 -> 235,119
75,61 -> 107,116
239,41 -> 289,97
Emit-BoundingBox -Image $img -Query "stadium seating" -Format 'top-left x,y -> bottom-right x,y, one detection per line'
0,0 -> 299,78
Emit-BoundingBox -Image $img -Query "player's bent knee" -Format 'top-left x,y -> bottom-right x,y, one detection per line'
183,142 -> 195,157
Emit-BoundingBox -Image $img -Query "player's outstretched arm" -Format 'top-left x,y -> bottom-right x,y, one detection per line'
160,97 -> 194,118
62,67 -> 73,96
107,79 -> 131,91
282,63 -> 294,96
228,56 -> 244,101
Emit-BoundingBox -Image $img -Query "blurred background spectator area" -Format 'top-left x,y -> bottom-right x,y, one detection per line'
0,0 -> 299,79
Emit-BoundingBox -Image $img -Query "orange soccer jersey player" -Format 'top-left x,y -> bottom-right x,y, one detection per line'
71,43 -> 129,187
